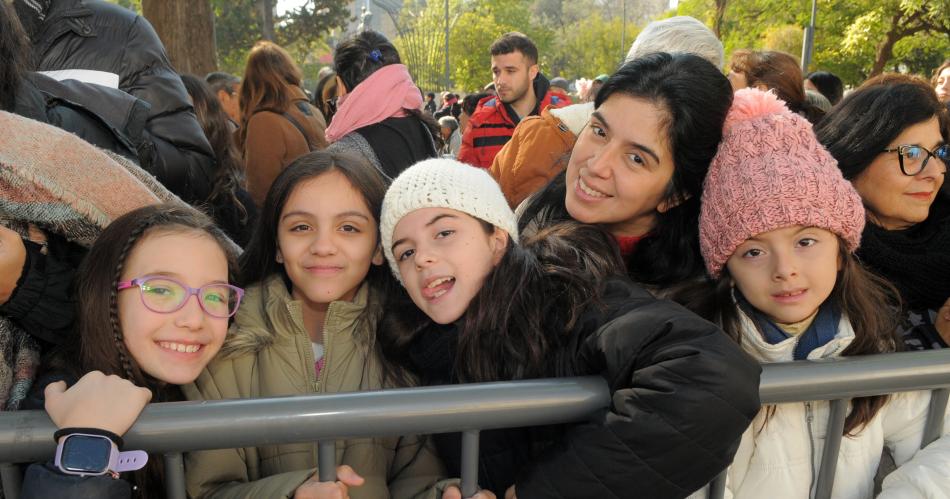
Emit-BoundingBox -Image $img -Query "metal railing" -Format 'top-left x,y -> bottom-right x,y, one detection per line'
1,350 -> 949,499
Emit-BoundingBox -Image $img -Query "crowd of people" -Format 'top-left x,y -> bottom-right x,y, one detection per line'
1,0 -> 949,498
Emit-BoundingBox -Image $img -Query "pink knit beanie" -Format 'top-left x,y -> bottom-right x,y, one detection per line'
699,88 -> 865,278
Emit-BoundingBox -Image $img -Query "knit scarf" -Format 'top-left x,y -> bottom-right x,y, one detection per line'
0,111 -> 183,411
325,64 -> 423,143
741,294 -> 841,360
857,198 -> 950,311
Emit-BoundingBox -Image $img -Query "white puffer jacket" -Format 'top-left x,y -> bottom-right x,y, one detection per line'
690,309 -> 950,499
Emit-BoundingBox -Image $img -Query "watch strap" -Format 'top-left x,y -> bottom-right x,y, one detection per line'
114,450 -> 148,472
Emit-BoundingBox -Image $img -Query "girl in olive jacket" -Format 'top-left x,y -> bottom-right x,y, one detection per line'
185,151 -> 447,499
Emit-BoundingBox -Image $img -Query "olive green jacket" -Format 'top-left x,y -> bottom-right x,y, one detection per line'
183,276 -> 447,499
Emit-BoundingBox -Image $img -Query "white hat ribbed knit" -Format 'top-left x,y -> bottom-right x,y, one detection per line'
381,158 -> 518,282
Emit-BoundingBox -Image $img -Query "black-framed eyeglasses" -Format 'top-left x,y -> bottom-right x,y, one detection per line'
882,144 -> 950,176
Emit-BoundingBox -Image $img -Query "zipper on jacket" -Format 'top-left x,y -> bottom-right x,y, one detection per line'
314,312 -> 332,392
805,401 -> 817,499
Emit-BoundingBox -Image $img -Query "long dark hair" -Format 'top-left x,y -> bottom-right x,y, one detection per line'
333,30 -> 440,138
689,240 -> 902,436
379,220 -> 625,385
815,73 -> 950,181
180,74 -> 249,224
68,203 -> 238,498
519,53 -> 733,297
239,150 -> 393,316
0,1 -> 30,111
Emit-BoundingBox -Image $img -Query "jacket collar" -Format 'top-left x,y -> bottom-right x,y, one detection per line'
736,304 -> 854,363
219,274 -> 373,358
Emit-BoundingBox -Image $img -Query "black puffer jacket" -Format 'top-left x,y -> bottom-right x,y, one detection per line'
28,0 -> 215,204
411,277 -> 762,498
14,72 -> 147,163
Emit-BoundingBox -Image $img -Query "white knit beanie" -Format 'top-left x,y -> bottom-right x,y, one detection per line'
381,158 -> 519,282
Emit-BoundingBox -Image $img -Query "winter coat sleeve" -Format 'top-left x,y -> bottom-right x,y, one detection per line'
457,123 -> 479,167
878,390 -> 950,498
117,15 -> 215,205
20,462 -> 132,499
515,294 -> 762,499
489,114 -> 573,209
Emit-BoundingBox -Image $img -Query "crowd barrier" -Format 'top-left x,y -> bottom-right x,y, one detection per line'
1,349 -> 948,499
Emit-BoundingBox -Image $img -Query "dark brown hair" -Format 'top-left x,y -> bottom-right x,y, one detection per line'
71,203 -> 239,497
0,1 -> 30,111
180,74 -> 248,225
689,238 -> 902,436
490,32 -> 539,65
379,220 -> 625,385
731,50 -> 824,123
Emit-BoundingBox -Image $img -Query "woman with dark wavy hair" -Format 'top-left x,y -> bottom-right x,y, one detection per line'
815,73 -> 950,351
326,30 -> 438,180
518,52 -> 733,302
180,74 -> 258,247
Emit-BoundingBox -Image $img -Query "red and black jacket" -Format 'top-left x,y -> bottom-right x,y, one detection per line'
458,75 -> 568,168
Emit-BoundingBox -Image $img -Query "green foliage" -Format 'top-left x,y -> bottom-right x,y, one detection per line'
104,0 -> 142,13
213,0 -> 350,76
677,0 -> 950,86
551,15 -> 640,79
393,0 -> 463,91
448,0 -> 553,92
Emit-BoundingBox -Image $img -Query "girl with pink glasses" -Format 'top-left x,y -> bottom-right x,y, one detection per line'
20,204 -> 242,499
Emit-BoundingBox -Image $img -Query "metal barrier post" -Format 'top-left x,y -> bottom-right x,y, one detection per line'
318,440 -> 337,482
460,430 -> 480,497
922,388 -> 949,448
1,462 -> 21,499
814,398 -> 848,499
164,452 -> 186,499
707,470 -> 727,499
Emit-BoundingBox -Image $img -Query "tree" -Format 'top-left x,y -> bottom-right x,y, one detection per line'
142,0 -> 218,75
392,0 -> 462,91
213,0 -> 351,75
448,0 -> 553,92
677,0 -> 950,85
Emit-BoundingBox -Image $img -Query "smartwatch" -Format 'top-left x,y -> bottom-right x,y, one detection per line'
54,433 -> 148,477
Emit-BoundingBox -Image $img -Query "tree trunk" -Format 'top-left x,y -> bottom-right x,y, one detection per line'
714,0 -> 728,38
142,0 -> 217,75
258,0 -> 275,41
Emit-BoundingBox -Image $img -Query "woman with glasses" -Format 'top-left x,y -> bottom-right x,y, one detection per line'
816,73 -> 950,351
19,204 -> 242,498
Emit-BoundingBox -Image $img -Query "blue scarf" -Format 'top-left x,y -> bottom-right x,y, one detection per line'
738,293 -> 841,360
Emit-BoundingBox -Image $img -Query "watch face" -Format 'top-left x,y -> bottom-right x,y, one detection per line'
61,435 -> 112,474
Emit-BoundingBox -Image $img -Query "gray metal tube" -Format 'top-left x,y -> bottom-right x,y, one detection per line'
163,452 -> 186,499
760,350 -> 950,404
1,462 -> 21,499
460,430 -> 480,497
814,399 -> 848,499
922,388 -> 950,448
0,376 -> 610,463
318,441 -> 336,482
707,470 -> 727,499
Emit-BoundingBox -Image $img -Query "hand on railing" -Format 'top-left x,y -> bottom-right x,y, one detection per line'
442,485 -> 497,499
45,371 -> 152,437
293,465 -> 365,499
936,297 -> 950,345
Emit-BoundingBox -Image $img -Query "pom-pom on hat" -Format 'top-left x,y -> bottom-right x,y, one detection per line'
381,158 -> 518,283
699,88 -> 865,278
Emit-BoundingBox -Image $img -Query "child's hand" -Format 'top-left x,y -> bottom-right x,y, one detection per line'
294,465 -> 364,499
44,371 -> 152,437
936,297 -> 950,345
441,485 -> 497,499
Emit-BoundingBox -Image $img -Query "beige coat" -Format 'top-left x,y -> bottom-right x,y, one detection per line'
183,276 -> 447,499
